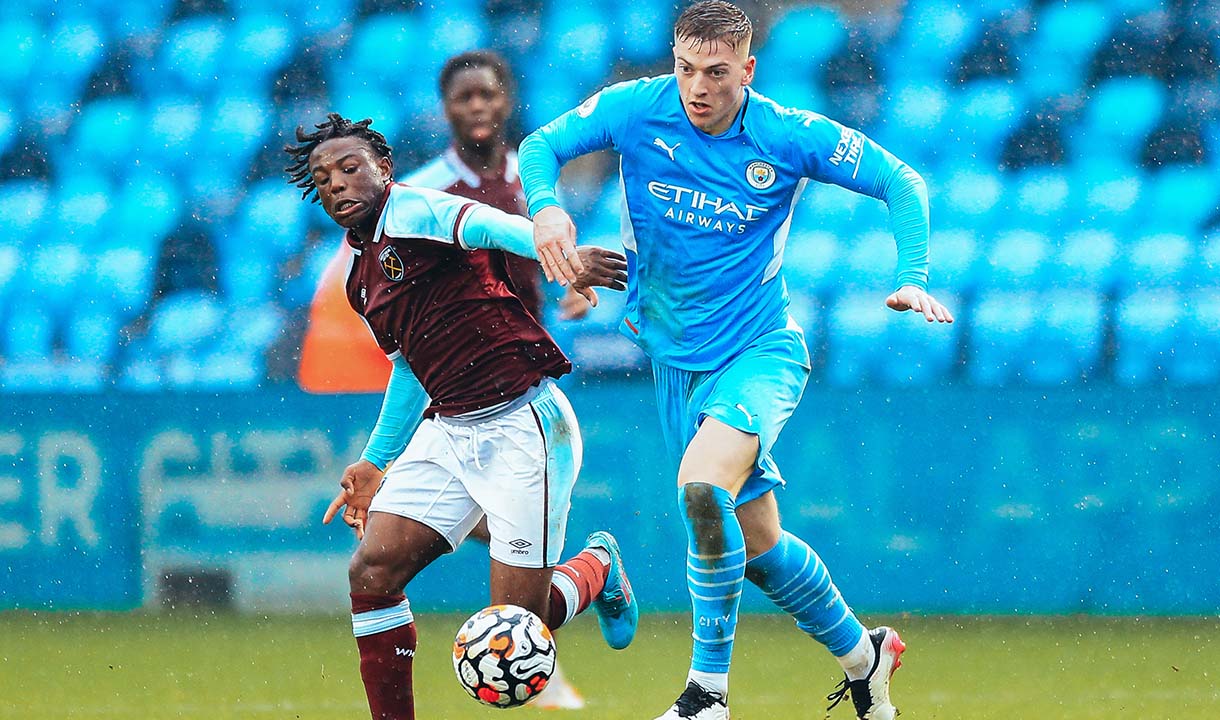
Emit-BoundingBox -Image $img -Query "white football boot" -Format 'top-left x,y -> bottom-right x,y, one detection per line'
653,681 -> 729,719
533,661 -> 585,710
825,626 -> 906,720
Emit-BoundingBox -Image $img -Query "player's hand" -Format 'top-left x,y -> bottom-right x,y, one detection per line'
533,205 -> 584,287
322,459 -> 384,540
566,246 -> 627,309
885,285 -> 955,323
559,286 -> 591,320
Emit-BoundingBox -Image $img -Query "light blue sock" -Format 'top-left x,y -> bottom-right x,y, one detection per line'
745,531 -> 865,656
680,483 -> 746,675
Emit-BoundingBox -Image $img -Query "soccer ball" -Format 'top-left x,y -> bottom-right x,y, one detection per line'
453,604 -> 556,708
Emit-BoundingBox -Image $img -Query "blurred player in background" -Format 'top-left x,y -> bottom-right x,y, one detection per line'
519,2 -> 953,719
405,47 -> 592,710
408,49 -> 589,323
284,113 -> 637,720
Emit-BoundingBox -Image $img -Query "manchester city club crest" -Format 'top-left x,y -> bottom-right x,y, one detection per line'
379,245 -> 404,281
746,160 -> 776,189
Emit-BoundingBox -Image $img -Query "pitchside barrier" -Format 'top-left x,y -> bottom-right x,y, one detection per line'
1,379 -> 1216,614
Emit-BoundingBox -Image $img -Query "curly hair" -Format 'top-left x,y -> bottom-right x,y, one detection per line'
283,112 -> 393,203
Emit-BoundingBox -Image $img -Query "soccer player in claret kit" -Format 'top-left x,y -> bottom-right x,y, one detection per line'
519,2 -> 954,719
406,48 -> 591,709
284,113 -> 638,720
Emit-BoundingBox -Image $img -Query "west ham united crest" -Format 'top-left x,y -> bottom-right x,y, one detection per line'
379,245 -> 405,281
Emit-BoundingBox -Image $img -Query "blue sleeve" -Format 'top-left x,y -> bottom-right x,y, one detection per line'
360,355 -> 429,470
519,80 -> 638,216
458,205 -> 538,260
793,112 -> 930,291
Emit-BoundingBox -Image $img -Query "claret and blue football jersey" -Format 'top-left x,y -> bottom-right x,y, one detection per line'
521,75 -> 930,371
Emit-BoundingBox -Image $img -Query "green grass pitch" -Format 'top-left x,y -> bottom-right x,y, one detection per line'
1,612 -> 1216,719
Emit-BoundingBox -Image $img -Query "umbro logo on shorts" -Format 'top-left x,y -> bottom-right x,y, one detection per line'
509,538 -> 532,549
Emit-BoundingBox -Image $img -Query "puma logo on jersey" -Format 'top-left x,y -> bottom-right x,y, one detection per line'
653,137 -> 681,161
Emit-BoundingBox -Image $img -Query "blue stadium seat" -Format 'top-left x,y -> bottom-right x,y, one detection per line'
157,17 -> 229,97
796,179 -> 878,237
43,18 -> 107,95
826,291 -> 960,386
825,292 -> 889,386
200,95 -> 271,179
1070,76 -> 1167,165
55,174 -> 114,250
756,4 -> 846,77
878,82 -> 950,169
890,0 -> 979,84
984,230 -> 1053,291
0,18 -> 40,96
104,2 -> 172,42
1010,168 -> 1072,233
216,303 -> 284,354
520,75 -> 587,142
220,15 -> 297,95
968,290 -> 1038,386
784,229 -> 842,300
840,229 -> 900,292
64,306 -> 122,367
67,96 -> 143,180
332,88 -> 406,149
931,228 -> 984,297
140,97 -> 204,173
1053,229 -> 1120,291
111,171 -> 183,252
220,179 -> 306,303
1025,289 -> 1106,385
882,291 -> 961,384
1174,289 -> 1220,385
1114,289 -> 1182,384
418,9 -> 489,78
1072,162 -> 1144,230
1120,232 -> 1195,291
950,81 -> 1025,167
938,166 -> 1003,229
148,291 -> 226,354
1018,2 -> 1112,98
0,180 -> 50,244
538,3 -> 614,87
1142,167 -> 1219,234
2,305 -> 54,364
615,2 -> 675,66
339,13 -> 423,90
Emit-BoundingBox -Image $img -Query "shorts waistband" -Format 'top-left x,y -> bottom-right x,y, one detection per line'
433,381 -> 550,427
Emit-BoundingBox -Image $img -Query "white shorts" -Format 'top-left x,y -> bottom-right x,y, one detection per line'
369,382 -> 583,568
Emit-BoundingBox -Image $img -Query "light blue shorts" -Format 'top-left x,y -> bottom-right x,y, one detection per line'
650,318 -> 811,505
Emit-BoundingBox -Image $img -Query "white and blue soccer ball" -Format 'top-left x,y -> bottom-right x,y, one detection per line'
453,604 -> 557,708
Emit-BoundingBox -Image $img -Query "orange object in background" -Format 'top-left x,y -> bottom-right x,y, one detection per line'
298,243 -> 390,394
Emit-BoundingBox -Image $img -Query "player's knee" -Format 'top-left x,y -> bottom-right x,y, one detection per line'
348,548 -> 404,594
680,482 -> 725,522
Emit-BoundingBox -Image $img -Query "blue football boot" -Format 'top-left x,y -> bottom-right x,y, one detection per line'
584,531 -> 638,650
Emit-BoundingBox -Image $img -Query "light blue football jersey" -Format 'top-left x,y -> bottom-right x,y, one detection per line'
520,75 -> 930,371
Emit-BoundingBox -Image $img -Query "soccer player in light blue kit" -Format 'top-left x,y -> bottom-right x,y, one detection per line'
519,2 -> 954,719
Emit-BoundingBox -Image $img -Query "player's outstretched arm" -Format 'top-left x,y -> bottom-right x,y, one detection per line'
886,285 -> 955,323
323,459 -> 384,540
